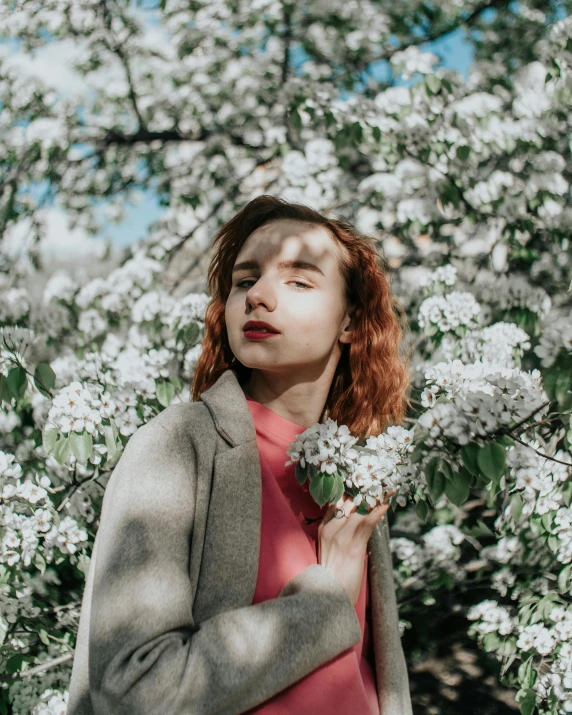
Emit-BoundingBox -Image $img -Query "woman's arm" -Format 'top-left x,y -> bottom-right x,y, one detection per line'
84,411 -> 362,715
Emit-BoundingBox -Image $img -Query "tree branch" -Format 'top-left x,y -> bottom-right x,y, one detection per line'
0,653 -> 73,683
504,430 -> 572,468
378,0 -> 513,62
314,0 -> 512,89
100,0 -> 146,130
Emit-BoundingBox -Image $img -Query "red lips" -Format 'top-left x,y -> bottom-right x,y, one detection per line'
243,320 -> 280,333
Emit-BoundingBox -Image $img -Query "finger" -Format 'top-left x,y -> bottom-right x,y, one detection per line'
363,500 -> 390,524
321,494 -> 349,526
324,494 -> 357,526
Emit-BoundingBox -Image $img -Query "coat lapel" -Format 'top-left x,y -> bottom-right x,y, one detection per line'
368,517 -> 413,714
193,369 -> 262,622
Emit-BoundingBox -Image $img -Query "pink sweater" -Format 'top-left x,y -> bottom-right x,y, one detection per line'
243,395 -> 379,715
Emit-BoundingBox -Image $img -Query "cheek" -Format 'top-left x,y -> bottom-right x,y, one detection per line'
224,300 -> 237,338
225,295 -> 238,321
287,296 -> 339,337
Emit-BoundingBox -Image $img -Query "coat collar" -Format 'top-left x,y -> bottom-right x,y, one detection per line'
199,368 -> 256,447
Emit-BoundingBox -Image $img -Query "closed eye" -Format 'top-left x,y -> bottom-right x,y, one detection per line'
235,279 -> 311,291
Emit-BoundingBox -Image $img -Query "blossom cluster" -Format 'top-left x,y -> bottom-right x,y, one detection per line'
534,314 -> 572,368
477,274 -> 552,321
417,291 -> 482,338
423,320 -> 532,370
391,523 -> 466,590
285,419 -> 419,511
418,359 -> 548,446
47,382 -> 113,437
467,601 -> 572,712
418,264 -> 458,295
0,450 -> 88,568
351,427 -> 420,508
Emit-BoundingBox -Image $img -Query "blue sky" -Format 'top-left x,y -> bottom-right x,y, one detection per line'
104,27 -> 475,247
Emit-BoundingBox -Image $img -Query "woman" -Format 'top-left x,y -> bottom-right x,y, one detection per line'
66,195 -> 413,715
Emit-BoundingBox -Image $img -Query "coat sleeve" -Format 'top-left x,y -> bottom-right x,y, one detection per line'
85,412 -> 362,715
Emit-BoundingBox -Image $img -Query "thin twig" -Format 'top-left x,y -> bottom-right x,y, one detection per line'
505,431 -> 572,468
0,653 -> 74,683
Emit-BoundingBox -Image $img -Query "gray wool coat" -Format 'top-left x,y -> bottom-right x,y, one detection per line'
66,368 -> 413,715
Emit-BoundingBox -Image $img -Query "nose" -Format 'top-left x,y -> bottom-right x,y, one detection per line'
245,276 -> 276,313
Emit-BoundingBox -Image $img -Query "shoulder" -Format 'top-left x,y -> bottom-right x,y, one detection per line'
125,400 -> 218,456
106,401 -> 219,499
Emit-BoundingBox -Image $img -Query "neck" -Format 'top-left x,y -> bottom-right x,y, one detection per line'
242,369 -> 333,428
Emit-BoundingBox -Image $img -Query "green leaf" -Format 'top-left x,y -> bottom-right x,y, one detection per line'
497,434 -> 515,448
416,499 -> 429,521
169,374 -> 184,392
38,628 -> 50,646
6,367 -> 27,399
558,564 -> 572,592
500,652 -> 517,678
425,458 -> 445,503
556,369 -> 572,404
409,444 -> 425,464
440,458 -> 454,481
542,369 -> 558,401
156,380 -> 175,407
519,690 -> 537,715
560,388 -> 572,412
34,362 -> 56,391
307,462 -> 318,480
425,74 -> 441,94
471,519 -> 495,538
483,632 -> 501,652
309,472 -> 335,507
518,658 -> 537,690
540,595 -> 557,620
180,322 -> 200,346
332,472 -> 345,504
510,493 -> 524,521
441,77 -> 453,94
475,473 -> 492,489
70,432 -> 93,464
541,512 -> 553,532
562,483 -> 572,507
5,654 -> 27,674
289,107 -> 302,131
52,436 -> 70,465
0,375 -> 12,405
33,550 -> 46,575
461,443 -> 480,476
444,469 -> 471,506
477,442 -> 506,483
103,423 -> 120,461
75,553 -> 91,577
356,500 -> 370,515
42,425 -> 59,454
295,461 -> 307,486
456,145 -> 471,160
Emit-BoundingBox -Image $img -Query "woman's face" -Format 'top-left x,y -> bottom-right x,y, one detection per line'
225,218 -> 355,378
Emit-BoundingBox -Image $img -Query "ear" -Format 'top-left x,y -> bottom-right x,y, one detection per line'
339,304 -> 360,345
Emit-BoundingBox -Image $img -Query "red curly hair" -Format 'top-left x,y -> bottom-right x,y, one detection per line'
191,195 -> 412,440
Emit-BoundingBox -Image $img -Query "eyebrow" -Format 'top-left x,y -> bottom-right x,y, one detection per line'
231,259 -> 325,277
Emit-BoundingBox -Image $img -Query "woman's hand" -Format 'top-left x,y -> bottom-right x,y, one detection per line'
317,490 -> 395,606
